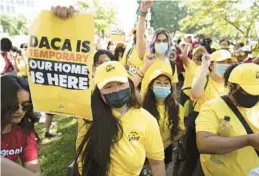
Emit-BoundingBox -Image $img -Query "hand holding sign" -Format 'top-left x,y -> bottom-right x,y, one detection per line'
51,6 -> 75,19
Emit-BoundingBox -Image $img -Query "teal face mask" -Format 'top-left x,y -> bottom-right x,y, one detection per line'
153,86 -> 171,99
215,64 -> 231,77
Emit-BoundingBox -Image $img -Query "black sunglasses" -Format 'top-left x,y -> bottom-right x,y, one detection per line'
10,101 -> 32,112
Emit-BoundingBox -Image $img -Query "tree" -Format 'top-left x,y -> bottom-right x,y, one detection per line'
78,0 -> 116,34
0,15 -> 28,35
149,1 -> 189,33
180,0 -> 259,39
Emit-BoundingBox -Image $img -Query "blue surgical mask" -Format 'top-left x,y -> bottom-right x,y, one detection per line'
215,64 -> 231,77
153,86 -> 171,99
155,43 -> 168,54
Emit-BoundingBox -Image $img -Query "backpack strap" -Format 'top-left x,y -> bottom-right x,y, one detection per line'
221,95 -> 259,157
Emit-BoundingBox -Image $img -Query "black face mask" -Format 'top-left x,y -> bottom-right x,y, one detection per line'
104,88 -> 131,108
233,89 -> 259,108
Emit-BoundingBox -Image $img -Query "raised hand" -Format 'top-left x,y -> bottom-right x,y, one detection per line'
201,53 -> 211,69
140,0 -> 153,13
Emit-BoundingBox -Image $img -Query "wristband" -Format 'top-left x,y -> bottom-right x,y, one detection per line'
139,10 -> 148,17
136,72 -> 143,78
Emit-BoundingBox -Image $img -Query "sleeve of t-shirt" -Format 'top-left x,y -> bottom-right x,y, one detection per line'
20,131 -> 38,163
178,105 -> 185,131
195,101 -> 220,134
76,118 -> 92,150
144,114 -> 165,161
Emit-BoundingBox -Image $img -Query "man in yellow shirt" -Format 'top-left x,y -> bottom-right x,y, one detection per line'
196,63 -> 259,176
182,49 -> 237,176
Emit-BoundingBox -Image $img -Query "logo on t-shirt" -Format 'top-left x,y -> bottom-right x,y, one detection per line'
128,131 -> 140,142
1,146 -> 23,157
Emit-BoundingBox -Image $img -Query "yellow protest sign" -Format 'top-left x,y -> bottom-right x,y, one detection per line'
111,34 -> 124,42
28,11 -> 94,119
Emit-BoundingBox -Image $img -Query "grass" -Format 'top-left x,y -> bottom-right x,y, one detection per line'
35,116 -> 77,176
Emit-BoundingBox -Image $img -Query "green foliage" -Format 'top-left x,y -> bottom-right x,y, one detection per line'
180,0 -> 259,38
78,0 -> 116,34
0,15 -> 28,36
150,1 -> 188,33
36,116 -> 77,176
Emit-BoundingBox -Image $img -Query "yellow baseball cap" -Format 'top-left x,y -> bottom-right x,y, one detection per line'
210,50 -> 235,62
229,63 -> 259,95
94,61 -> 128,89
192,46 -> 207,55
148,69 -> 173,83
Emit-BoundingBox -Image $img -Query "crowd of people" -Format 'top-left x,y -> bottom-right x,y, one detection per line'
1,1 -> 259,176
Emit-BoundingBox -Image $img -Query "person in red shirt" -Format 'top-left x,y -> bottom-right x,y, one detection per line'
1,75 -> 40,175
1,38 -> 14,75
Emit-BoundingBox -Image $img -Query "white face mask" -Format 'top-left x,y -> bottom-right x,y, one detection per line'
155,43 -> 168,54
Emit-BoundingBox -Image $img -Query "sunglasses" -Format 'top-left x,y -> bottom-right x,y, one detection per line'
10,101 -> 32,112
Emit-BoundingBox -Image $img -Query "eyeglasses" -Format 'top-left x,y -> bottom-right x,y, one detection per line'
10,101 -> 32,112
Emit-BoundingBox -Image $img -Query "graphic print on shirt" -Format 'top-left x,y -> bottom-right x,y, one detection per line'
128,131 -> 140,142
1,146 -> 23,157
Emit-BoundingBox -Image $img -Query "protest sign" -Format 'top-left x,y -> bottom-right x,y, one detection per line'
28,11 -> 94,118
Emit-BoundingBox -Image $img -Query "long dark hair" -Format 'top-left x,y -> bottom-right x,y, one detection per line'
142,76 -> 180,141
114,45 -> 125,61
93,50 -> 115,67
1,75 -> 38,139
74,79 -> 140,176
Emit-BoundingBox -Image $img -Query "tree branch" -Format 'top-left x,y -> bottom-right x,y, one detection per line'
223,17 -> 244,34
245,19 -> 255,38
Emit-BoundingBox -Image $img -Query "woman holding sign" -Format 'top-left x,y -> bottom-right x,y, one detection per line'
1,75 -> 40,176
74,61 -> 166,176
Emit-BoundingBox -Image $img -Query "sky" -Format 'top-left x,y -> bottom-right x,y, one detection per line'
100,0 -> 138,33
20,0 -> 138,33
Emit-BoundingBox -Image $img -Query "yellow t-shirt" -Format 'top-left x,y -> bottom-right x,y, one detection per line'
182,60 -> 200,97
15,56 -> 27,76
191,76 -> 228,112
196,98 -> 259,176
124,48 -> 146,80
120,45 -> 135,65
157,104 -> 185,142
251,43 -> 259,58
76,107 -> 164,176
141,58 -> 178,99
